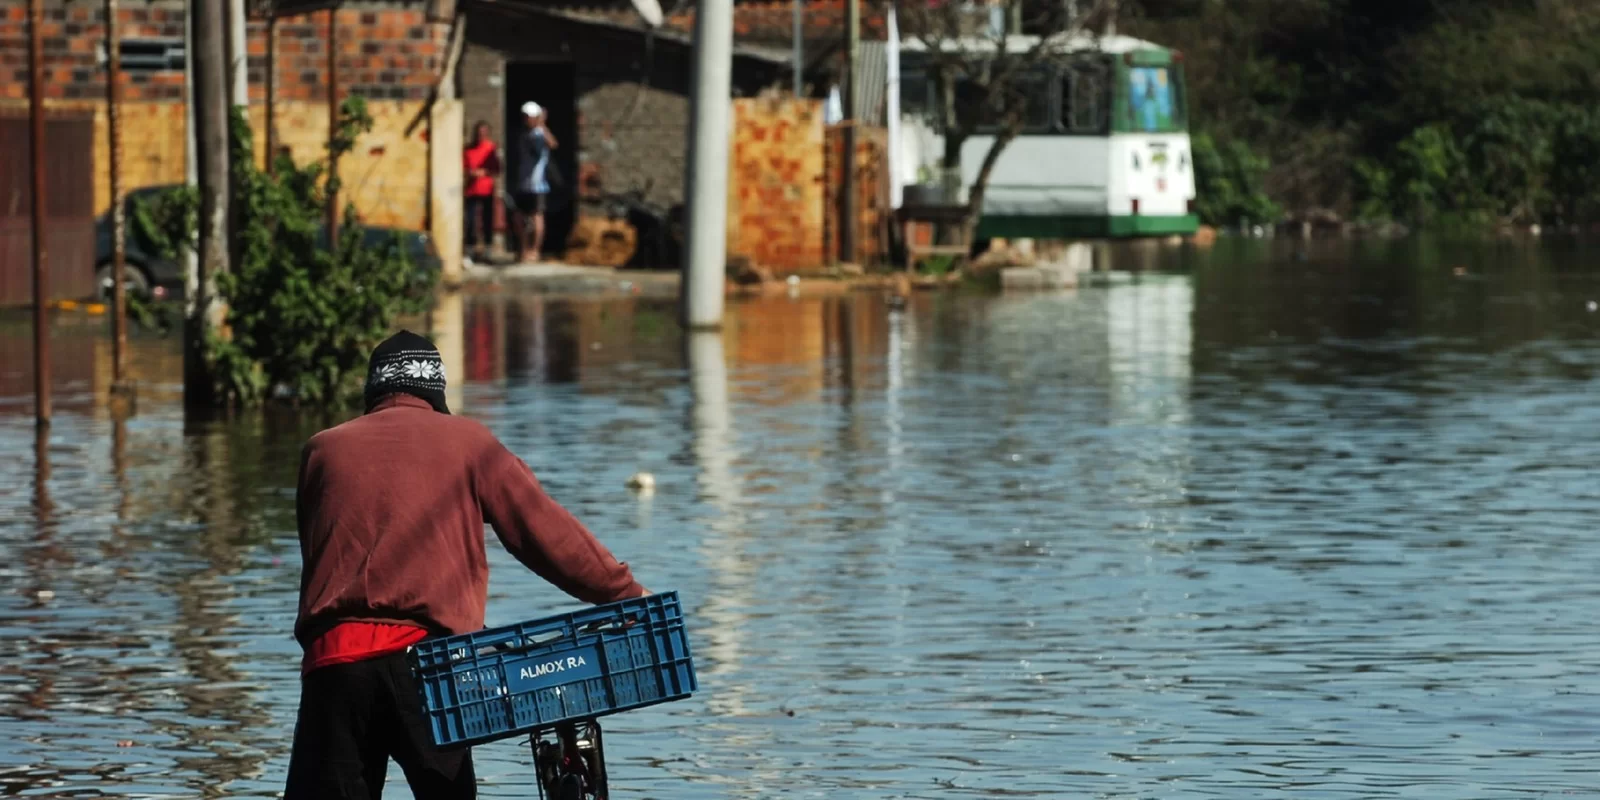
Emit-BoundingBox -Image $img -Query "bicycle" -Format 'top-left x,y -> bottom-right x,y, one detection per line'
531,720 -> 607,800
408,593 -> 695,800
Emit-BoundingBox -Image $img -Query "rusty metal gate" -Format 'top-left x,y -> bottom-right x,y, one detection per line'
0,110 -> 98,307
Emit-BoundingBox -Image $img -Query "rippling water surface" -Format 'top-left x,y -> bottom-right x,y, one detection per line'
5,239 -> 1600,798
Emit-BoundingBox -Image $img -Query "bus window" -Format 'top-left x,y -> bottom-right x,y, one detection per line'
951,72 -> 1051,133
1060,63 -> 1109,134
1128,66 -> 1176,132
1012,70 -> 1053,132
899,72 -> 933,119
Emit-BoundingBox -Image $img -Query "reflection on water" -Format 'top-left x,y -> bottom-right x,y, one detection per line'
6,241 -> 1600,797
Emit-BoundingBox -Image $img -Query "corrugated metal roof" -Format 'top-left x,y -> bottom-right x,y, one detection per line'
855,39 -> 886,125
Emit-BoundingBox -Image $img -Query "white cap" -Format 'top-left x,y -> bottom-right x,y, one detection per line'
521,101 -> 544,118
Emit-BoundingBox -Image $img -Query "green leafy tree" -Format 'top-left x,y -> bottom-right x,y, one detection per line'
138,98 -> 436,408
1191,132 -> 1278,228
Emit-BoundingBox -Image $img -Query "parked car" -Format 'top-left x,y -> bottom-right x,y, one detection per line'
93,184 -> 442,301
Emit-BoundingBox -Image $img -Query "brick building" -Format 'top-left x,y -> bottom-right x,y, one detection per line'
459,0 -> 885,261
1,0 -> 885,283
0,0 -> 453,228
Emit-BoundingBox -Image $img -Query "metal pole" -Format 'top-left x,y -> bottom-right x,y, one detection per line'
326,6 -> 339,242
681,0 -> 732,329
106,0 -> 129,394
265,14 -> 276,172
28,0 -> 50,429
792,0 -> 802,96
839,0 -> 859,264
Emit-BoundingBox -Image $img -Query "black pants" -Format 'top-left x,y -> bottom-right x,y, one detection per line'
284,651 -> 475,800
464,195 -> 495,251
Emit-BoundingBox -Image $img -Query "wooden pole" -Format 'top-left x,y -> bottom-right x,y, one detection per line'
28,0 -> 50,429
106,0 -> 131,396
839,0 -> 859,264
186,0 -> 228,410
326,6 -> 339,241
265,14 -> 276,172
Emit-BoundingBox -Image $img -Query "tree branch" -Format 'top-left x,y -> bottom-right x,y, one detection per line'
899,0 -> 1119,241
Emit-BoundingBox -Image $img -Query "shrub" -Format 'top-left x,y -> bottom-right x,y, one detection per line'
1191,132 -> 1280,228
138,98 -> 436,408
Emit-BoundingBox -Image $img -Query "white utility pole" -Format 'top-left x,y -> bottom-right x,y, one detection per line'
226,0 -> 248,110
680,0 -> 733,329
183,0 -> 198,307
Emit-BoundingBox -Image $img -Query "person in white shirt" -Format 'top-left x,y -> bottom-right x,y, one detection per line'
509,101 -> 559,260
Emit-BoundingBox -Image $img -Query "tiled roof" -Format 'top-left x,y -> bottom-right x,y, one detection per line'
550,0 -> 888,48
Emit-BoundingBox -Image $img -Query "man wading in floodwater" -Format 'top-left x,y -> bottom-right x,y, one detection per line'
285,330 -> 649,799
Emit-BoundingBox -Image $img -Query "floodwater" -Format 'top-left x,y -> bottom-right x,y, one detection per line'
6,237 -> 1600,798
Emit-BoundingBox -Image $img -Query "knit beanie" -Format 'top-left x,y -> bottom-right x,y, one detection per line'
364,330 -> 450,414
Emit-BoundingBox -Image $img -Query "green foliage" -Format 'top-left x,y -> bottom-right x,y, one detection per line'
1350,159 -> 1392,223
126,290 -> 180,335
1390,125 -> 1467,225
137,97 -> 436,408
1461,100 -> 1557,223
1550,109 -> 1600,223
1190,132 -> 1279,228
917,253 -> 959,276
1345,101 -> 1600,227
1128,0 -> 1600,229
132,185 -> 198,260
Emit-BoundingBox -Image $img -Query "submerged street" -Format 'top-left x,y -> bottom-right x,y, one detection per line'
5,240 -> 1600,797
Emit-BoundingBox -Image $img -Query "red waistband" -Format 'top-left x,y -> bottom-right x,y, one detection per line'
302,621 -> 430,675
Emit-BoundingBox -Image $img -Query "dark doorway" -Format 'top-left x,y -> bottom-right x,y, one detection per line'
504,61 -> 578,261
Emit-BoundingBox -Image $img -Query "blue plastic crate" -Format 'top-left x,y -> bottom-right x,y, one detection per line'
409,592 -> 697,749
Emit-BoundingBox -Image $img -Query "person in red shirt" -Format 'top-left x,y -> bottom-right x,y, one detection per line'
462,121 -> 501,264
283,330 -> 649,799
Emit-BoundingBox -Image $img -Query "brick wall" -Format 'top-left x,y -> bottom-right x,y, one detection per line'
0,0 -> 447,101
728,96 -> 827,272
0,0 -> 447,224
0,0 -> 188,101
824,123 -> 887,265
261,7 -> 446,102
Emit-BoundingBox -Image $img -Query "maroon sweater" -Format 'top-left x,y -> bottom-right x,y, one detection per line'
294,394 -> 646,646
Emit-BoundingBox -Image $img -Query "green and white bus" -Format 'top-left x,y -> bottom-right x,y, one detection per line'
893,33 -> 1198,239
